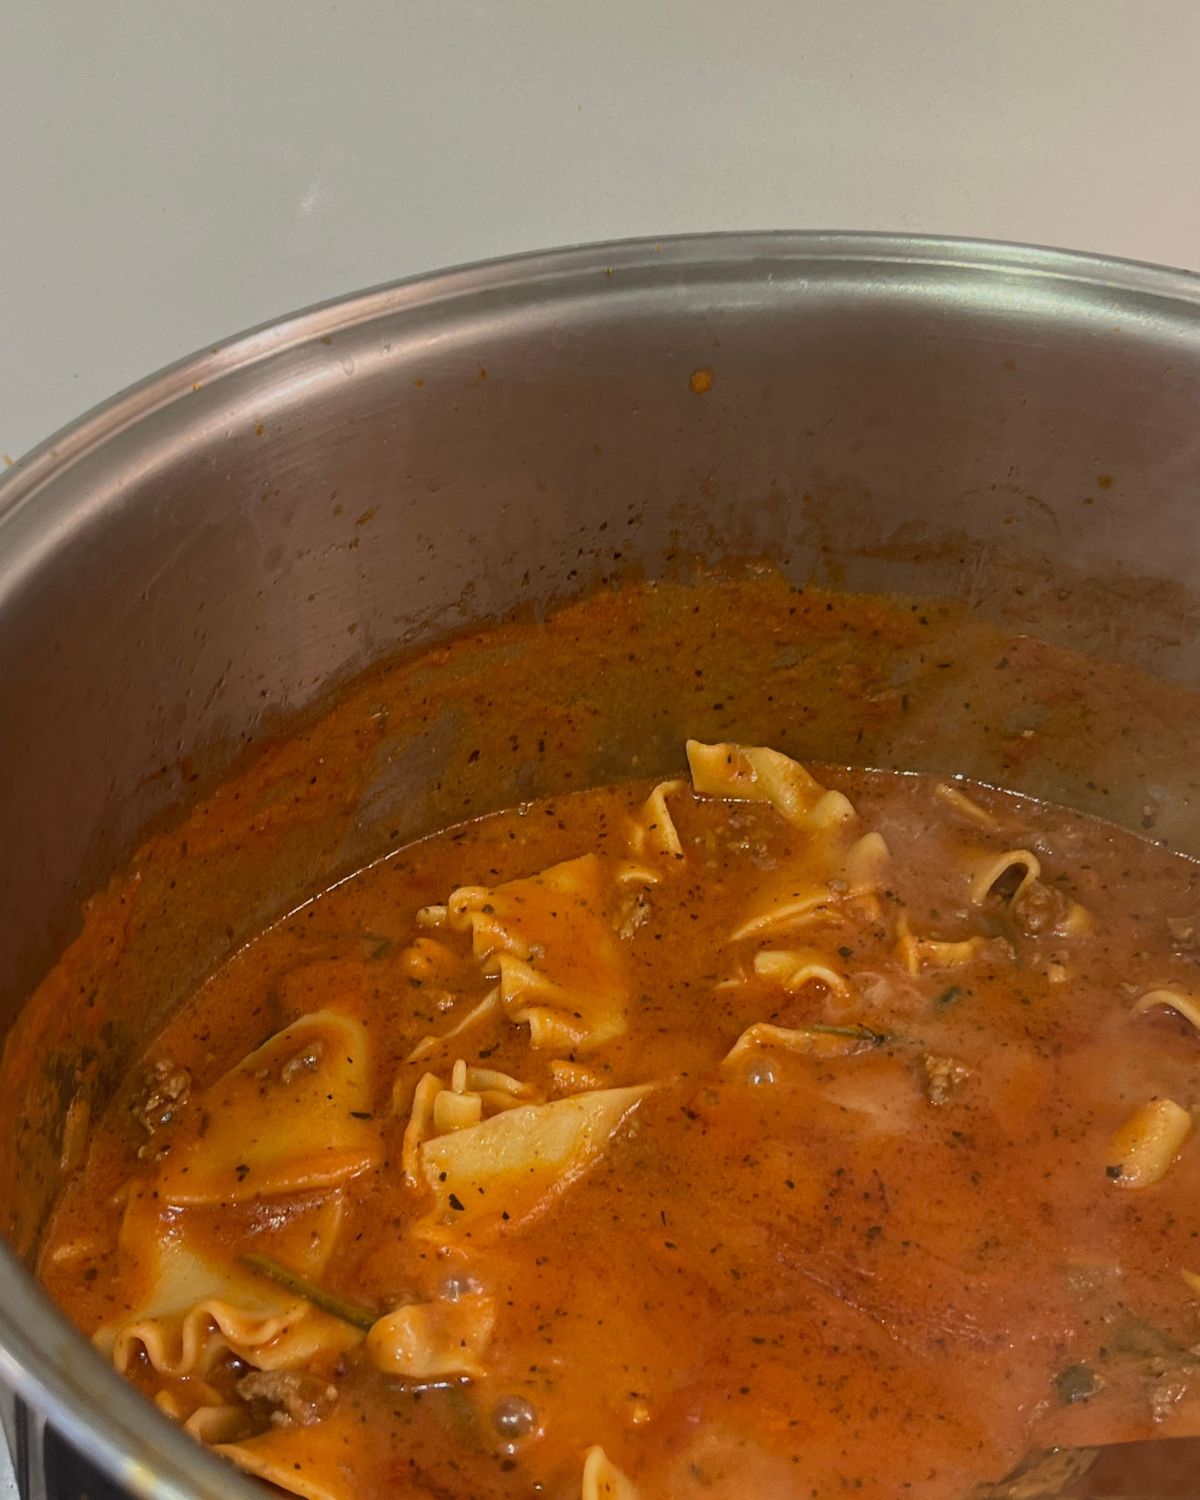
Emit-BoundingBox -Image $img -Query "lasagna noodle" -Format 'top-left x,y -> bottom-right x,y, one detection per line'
1107,1098 -> 1194,1188
686,741 -> 856,829
581,1446 -> 643,1500
447,854 -> 630,1051
154,1011 -> 380,1206
365,1291 -> 496,1379
730,832 -> 890,942
418,1085 -> 652,1234
100,1192 -> 359,1378
1133,987 -> 1200,1034
626,778 -> 686,860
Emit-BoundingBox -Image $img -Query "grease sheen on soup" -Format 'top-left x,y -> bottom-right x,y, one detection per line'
37,743 -> 1200,1500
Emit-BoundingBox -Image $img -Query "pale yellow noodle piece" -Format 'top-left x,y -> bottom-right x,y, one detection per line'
1181,1269 -> 1200,1296
491,953 -> 625,1051
969,849 -> 1041,905
468,1066 -> 535,1098
366,1291 -> 495,1379
155,1387 -> 255,1446
433,1088 -> 483,1134
549,1059 -> 603,1094
969,848 -> 1091,935
1133,988 -> 1200,1034
626,779 -> 686,859
731,889 -> 837,942
843,830 -> 890,886
155,1011 -> 379,1207
722,1022 -> 867,1065
581,1445 -> 644,1500
448,854 -> 629,1051
731,832 -> 889,942
895,912 -> 986,976
934,781 -> 998,829
180,1403 -> 250,1446
1057,902 -> 1093,937
419,1085 -> 651,1232
405,987 -> 502,1064
110,1293 -> 360,1379
217,1409 -> 363,1500
685,741 -> 856,828
402,1063 -> 537,1182
401,1072 -> 442,1183
100,1189 -> 358,1383
1107,1099 -> 1194,1188
752,948 -> 848,995
399,935 -> 457,982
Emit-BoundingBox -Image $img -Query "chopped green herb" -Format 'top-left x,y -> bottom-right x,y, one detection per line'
934,985 -> 963,1009
435,1384 -> 487,1452
800,1022 -> 890,1045
242,1252 -> 377,1332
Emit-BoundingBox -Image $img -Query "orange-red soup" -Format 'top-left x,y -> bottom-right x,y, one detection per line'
38,747 -> 1200,1500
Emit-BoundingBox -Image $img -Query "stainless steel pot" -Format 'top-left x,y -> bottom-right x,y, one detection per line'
0,233 -> 1198,1498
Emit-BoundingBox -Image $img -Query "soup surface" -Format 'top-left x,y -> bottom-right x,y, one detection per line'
38,743 -> 1200,1500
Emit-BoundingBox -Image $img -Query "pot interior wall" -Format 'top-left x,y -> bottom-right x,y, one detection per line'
1,237 -> 1199,1253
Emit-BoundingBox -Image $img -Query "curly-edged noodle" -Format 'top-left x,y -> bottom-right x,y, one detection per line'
154,1011 -> 380,1207
111,1290 -> 360,1380
969,849 -> 1042,905
100,1195 -> 360,1378
752,948 -> 849,997
1107,1098 -> 1194,1188
419,1085 -> 651,1235
933,781 -> 998,829
399,935 -> 458,983
581,1445 -> 643,1500
104,1193 -> 361,1489
1133,987 -> 1200,1035
491,956 -> 611,1050
894,913 -> 987,976
722,1021 -> 880,1065
968,850 -> 1092,936
685,741 -> 856,829
731,832 -> 889,943
401,1062 -> 539,1184
627,779 -> 686,860
366,1290 -> 495,1379
447,854 -> 629,1051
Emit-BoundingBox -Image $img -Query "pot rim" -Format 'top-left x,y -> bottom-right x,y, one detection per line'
2,228 -> 1198,509
1,229 -> 1198,1497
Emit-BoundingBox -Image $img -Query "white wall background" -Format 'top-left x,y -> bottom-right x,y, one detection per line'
2,0 -> 1198,462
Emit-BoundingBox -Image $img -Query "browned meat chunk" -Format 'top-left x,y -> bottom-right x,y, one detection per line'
921,1053 -> 971,1106
130,1058 -> 191,1134
236,1369 -> 338,1428
1167,915 -> 1200,953
1009,878 -> 1070,937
